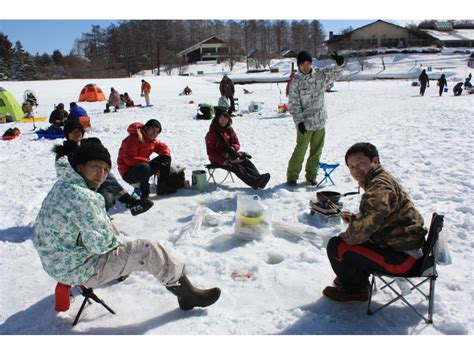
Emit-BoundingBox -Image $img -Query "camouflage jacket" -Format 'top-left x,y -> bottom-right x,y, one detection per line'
340,166 -> 427,251
288,64 -> 344,131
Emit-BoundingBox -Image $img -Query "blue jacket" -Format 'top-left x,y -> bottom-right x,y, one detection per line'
69,105 -> 88,122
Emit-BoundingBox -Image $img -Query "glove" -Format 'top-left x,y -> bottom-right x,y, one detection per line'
331,51 -> 344,66
298,122 -> 307,135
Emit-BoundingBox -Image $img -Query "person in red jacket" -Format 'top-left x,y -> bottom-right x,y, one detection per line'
141,79 -> 152,106
205,109 -> 270,189
117,119 -> 171,199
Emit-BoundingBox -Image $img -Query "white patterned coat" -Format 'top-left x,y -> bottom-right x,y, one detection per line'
288,64 -> 344,131
33,157 -> 123,285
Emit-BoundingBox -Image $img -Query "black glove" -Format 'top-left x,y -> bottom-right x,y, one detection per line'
298,122 -> 307,135
331,51 -> 344,66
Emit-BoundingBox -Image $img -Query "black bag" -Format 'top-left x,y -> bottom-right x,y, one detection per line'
156,164 -> 186,195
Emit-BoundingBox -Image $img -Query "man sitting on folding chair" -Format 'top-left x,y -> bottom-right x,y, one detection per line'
323,142 -> 427,302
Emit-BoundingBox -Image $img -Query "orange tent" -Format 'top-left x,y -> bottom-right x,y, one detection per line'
78,84 -> 106,102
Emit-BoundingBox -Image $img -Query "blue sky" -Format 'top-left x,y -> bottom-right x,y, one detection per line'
0,19 -> 386,55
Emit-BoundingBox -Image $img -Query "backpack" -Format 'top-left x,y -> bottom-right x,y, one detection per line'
155,164 -> 186,195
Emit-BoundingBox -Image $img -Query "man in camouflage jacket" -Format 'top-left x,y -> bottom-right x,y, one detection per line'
286,50 -> 345,186
323,142 -> 427,302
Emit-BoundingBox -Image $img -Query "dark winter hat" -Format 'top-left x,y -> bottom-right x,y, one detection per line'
69,102 -> 77,109
57,103 -> 65,110
71,141 -> 111,169
63,120 -> 85,140
296,51 -> 312,66
144,119 -> 162,132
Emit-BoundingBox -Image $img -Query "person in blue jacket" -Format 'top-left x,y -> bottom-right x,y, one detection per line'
68,102 -> 88,122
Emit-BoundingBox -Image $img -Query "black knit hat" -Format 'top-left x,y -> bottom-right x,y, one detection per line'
63,120 -> 85,140
297,51 -> 312,66
71,141 -> 111,169
144,119 -> 162,132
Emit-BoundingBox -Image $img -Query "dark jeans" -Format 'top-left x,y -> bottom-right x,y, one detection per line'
326,236 -> 417,291
439,85 -> 445,96
97,173 -> 126,210
220,159 -> 261,189
420,84 -> 427,96
228,96 -> 235,114
122,155 -> 171,198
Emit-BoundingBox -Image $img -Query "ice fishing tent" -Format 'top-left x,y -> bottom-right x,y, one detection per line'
78,84 -> 106,102
0,87 -> 24,122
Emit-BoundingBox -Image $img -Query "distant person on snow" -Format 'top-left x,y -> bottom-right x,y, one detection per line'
34,141 -> 220,311
182,86 -> 192,95
52,120 -> 153,216
286,71 -> 297,97
464,73 -> 472,88
205,108 -> 271,189
219,75 -> 235,114
117,119 -> 173,198
68,102 -> 88,122
286,50 -> 345,187
453,82 -> 463,96
123,92 -> 135,107
104,87 -> 120,113
418,69 -> 430,96
323,142 -> 427,302
49,103 -> 69,130
437,74 -> 447,96
141,79 -> 152,106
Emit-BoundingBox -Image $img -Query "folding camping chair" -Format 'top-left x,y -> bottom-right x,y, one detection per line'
205,163 -> 235,185
317,162 -> 340,188
367,213 -> 444,324
54,282 -> 115,326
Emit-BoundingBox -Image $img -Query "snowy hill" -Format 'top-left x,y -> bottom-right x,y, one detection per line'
0,51 -> 473,337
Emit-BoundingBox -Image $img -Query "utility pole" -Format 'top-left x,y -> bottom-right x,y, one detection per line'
156,41 -> 160,76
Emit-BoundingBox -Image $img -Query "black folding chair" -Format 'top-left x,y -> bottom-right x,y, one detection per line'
367,213 -> 444,324
205,164 -> 235,185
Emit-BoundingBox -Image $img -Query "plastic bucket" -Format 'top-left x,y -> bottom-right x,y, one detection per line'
444,87 -> 448,93
238,212 -> 263,225
192,170 -> 208,192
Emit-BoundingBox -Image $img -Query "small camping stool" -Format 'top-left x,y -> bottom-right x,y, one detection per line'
367,213 -> 444,324
72,285 -> 115,326
54,282 -> 115,326
206,164 -> 235,184
317,162 -> 340,188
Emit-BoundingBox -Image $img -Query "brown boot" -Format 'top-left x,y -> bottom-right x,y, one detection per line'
166,275 -> 221,310
322,285 -> 369,302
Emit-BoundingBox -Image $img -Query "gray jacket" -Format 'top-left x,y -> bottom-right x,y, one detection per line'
288,64 -> 344,131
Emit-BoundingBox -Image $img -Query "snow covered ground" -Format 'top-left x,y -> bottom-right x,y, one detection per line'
0,52 -> 473,341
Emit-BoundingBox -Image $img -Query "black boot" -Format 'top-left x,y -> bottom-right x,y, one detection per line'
166,275 -> 221,311
118,193 -> 154,216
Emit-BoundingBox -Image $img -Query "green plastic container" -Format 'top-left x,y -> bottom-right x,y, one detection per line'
192,170 -> 208,192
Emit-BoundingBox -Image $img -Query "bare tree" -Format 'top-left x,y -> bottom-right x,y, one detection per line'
356,50 -> 368,71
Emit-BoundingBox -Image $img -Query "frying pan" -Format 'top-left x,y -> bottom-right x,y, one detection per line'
316,190 -> 359,204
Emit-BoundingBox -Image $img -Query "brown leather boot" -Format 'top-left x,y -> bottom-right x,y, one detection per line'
322,285 -> 369,302
167,275 -> 221,310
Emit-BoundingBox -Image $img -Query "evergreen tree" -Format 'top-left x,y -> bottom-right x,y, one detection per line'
0,57 -> 9,80
10,41 -> 36,81
52,49 -> 64,65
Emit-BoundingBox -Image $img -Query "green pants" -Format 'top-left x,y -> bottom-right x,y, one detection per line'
286,128 -> 325,182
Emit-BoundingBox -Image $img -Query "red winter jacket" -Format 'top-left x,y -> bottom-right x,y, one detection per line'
205,126 -> 240,165
117,122 -> 170,176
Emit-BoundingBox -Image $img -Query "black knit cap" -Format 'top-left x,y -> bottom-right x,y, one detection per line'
71,141 -> 111,169
297,51 -> 313,66
144,119 -> 162,132
63,120 -> 85,140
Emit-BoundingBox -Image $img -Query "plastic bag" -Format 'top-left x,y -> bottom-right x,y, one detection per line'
234,195 -> 271,241
435,228 -> 452,265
